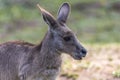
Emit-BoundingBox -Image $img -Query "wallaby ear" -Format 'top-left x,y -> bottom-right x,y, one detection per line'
57,3 -> 70,23
37,4 -> 57,29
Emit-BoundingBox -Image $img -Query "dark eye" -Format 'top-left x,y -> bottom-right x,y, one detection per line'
63,36 -> 71,42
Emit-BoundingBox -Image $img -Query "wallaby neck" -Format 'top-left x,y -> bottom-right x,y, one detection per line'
35,31 -> 62,69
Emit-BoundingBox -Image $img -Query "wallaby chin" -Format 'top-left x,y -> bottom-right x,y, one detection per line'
0,3 -> 87,80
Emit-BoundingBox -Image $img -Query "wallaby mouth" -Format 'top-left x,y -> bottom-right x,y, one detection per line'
73,48 -> 87,60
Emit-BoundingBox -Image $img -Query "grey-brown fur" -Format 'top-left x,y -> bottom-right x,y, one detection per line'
0,3 -> 87,80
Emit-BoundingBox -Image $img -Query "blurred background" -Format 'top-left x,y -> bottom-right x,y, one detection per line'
0,0 -> 120,80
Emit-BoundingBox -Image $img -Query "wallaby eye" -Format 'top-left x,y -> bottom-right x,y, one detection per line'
63,36 -> 71,42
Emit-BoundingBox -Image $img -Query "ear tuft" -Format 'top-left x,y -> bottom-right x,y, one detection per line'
37,4 -> 57,29
37,4 -> 54,18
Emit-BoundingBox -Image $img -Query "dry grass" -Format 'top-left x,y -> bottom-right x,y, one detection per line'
58,43 -> 120,80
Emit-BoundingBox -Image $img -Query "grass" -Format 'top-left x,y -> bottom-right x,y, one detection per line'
0,10 -> 120,43
112,70 -> 120,78
0,0 -> 120,43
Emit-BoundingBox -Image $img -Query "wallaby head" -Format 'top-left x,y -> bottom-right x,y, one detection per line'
37,3 -> 87,60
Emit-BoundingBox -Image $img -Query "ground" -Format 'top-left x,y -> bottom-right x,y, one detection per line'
58,44 -> 120,80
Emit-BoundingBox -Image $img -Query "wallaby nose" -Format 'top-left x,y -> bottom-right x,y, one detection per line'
81,48 -> 87,57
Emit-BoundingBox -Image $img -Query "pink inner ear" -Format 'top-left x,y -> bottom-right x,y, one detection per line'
57,3 -> 70,23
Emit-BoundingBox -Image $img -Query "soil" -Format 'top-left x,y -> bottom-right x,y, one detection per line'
58,44 -> 120,80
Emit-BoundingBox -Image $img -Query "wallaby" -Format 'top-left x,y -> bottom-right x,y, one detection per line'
0,3 -> 87,80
